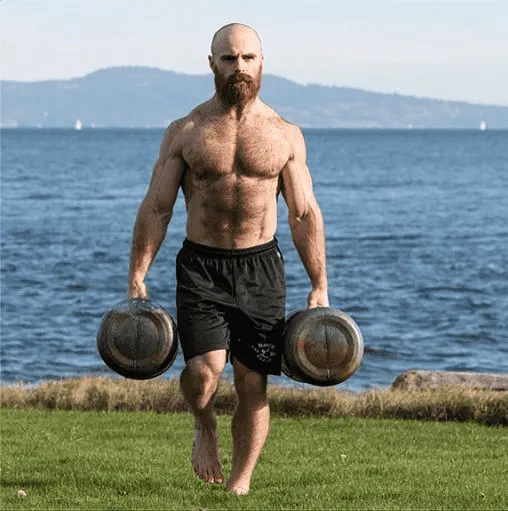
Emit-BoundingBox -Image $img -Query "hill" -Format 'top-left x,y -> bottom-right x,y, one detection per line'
1,66 -> 506,128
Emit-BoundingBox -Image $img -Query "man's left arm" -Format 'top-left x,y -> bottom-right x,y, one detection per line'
280,124 -> 329,308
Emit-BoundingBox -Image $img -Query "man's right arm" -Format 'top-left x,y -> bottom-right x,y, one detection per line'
280,124 -> 329,308
127,120 -> 186,298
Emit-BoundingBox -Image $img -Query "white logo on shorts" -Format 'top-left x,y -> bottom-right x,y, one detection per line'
254,343 -> 276,362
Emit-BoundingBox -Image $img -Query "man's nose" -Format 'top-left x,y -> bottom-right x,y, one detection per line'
233,57 -> 246,72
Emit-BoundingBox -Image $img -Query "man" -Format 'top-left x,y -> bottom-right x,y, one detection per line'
127,22 -> 328,495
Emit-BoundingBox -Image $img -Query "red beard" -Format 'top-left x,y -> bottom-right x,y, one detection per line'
214,69 -> 262,106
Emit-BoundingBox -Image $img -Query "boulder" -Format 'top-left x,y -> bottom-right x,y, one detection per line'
391,370 -> 508,391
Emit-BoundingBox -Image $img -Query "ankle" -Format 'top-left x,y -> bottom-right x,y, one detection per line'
195,416 -> 217,432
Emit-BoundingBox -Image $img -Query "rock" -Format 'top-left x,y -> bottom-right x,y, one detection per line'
391,370 -> 508,391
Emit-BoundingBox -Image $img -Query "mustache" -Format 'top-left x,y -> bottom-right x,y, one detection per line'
228,72 -> 253,83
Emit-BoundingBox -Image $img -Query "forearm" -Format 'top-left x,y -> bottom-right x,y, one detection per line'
289,204 -> 328,290
128,202 -> 170,288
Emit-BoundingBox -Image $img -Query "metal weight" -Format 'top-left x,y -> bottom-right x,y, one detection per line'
282,307 -> 363,386
97,298 -> 178,380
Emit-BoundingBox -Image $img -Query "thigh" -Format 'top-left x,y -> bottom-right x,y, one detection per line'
230,312 -> 285,375
235,244 -> 286,322
177,300 -> 232,363
176,248 -> 234,363
231,247 -> 286,375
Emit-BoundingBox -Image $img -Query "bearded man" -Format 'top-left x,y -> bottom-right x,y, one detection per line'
127,22 -> 328,495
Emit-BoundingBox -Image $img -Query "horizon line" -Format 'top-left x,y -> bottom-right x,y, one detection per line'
2,65 -> 507,109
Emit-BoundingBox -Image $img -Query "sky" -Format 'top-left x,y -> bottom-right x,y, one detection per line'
1,0 -> 507,105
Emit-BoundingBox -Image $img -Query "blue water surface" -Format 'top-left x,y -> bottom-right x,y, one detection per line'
1,128 -> 507,390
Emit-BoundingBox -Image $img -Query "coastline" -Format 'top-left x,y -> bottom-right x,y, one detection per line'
1,372 -> 506,426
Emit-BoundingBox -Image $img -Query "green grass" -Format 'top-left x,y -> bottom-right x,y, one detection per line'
2,376 -> 506,425
1,409 -> 507,510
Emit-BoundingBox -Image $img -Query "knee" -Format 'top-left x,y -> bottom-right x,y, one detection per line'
181,357 -> 223,395
234,370 -> 268,407
198,366 -> 221,394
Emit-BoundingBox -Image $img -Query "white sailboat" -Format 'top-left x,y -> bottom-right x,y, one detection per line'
74,119 -> 83,130
480,121 -> 487,131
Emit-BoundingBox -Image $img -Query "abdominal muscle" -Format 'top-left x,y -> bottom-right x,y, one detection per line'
184,172 -> 280,249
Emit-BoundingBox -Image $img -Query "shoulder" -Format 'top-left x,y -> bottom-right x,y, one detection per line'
279,120 -> 305,159
260,104 -> 304,146
286,122 -> 305,145
266,105 -> 303,141
163,113 -> 196,139
160,111 -> 200,156
163,101 -> 215,141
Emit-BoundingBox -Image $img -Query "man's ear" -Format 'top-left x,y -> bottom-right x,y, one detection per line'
208,55 -> 215,71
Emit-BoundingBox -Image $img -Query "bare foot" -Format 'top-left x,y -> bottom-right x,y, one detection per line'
226,484 -> 250,496
226,473 -> 251,495
191,426 -> 224,484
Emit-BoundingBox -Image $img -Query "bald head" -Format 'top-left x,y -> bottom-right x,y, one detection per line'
210,23 -> 262,57
209,23 -> 264,107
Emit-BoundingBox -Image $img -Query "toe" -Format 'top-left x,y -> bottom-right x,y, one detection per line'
196,464 -> 207,481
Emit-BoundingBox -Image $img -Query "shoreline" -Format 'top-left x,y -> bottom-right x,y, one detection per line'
2,369 -> 507,391
1,373 -> 506,426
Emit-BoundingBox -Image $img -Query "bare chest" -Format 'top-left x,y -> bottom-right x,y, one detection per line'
183,121 -> 290,180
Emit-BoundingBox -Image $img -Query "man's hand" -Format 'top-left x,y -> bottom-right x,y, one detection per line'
128,281 -> 148,300
307,287 -> 329,308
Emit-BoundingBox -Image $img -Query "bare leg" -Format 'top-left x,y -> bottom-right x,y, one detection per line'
180,350 -> 227,484
226,359 -> 269,495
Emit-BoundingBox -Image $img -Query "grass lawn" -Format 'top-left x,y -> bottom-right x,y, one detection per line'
1,408 -> 506,510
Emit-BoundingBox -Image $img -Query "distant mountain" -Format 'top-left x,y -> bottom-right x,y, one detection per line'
1,66 -> 507,128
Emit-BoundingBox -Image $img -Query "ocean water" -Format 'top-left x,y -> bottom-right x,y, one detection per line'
1,128 -> 507,390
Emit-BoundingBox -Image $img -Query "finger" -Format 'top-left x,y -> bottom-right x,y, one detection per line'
308,299 -> 329,308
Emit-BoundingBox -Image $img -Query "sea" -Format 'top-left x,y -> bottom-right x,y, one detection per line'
1,128 -> 507,391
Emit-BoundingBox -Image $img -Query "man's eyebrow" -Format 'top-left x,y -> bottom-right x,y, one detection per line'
219,52 -> 257,59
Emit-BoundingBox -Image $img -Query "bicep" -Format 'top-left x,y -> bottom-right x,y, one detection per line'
280,128 -> 316,222
143,126 -> 186,219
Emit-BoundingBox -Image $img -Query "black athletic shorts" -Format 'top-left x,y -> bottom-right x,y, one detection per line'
175,237 -> 286,375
